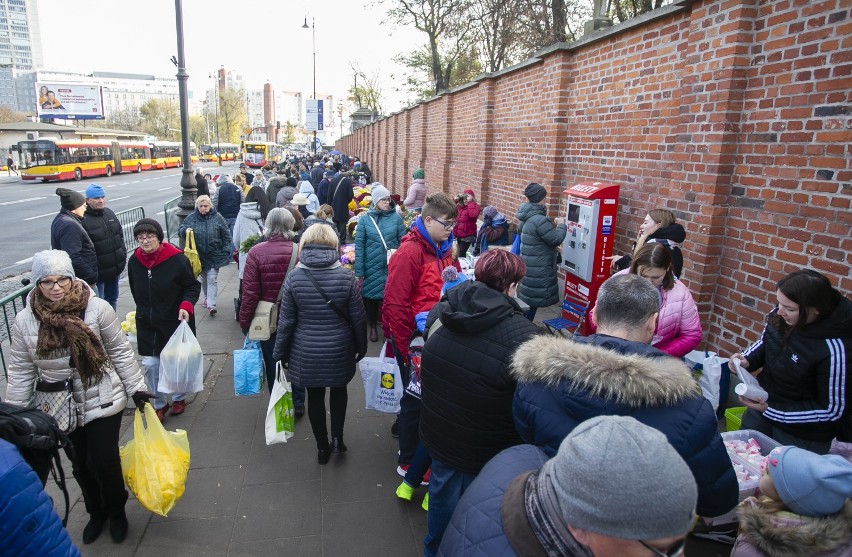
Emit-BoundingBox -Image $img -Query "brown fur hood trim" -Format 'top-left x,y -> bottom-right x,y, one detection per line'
510,335 -> 700,407
738,499 -> 852,557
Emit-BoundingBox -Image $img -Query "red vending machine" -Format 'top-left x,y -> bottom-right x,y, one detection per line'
559,182 -> 620,335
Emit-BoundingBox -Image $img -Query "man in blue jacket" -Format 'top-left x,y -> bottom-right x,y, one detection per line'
213,174 -> 241,252
511,273 -> 739,518
439,416 -> 698,556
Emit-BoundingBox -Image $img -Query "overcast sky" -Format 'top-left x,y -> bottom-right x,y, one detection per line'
36,0 -> 421,113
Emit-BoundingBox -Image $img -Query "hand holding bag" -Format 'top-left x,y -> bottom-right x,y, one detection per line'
33,377 -> 77,433
265,362 -> 295,445
183,228 -> 202,277
233,337 -> 264,396
158,321 -> 205,394
359,341 -> 403,413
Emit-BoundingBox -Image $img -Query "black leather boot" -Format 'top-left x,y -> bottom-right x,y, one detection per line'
109,508 -> 129,543
82,513 -> 106,544
317,438 -> 330,464
330,436 -> 348,454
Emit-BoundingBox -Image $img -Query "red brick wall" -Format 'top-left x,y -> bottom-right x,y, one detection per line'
338,0 -> 851,353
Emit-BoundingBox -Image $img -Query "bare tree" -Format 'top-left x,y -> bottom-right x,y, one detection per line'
609,0 -> 670,24
0,106 -> 28,123
139,98 -> 179,139
349,63 -> 385,114
218,88 -> 247,143
469,0 -> 526,73
104,106 -> 143,131
388,0 -> 476,94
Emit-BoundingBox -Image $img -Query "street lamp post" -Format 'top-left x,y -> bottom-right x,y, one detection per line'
173,0 -> 196,225
302,17 -> 317,157
210,70 -> 222,166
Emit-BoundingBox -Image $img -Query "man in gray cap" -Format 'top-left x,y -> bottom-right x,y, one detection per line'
439,415 -> 697,556
51,187 -> 98,286
82,183 -> 126,310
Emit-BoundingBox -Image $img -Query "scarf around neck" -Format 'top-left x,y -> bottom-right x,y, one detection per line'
30,281 -> 109,386
524,463 -> 594,557
413,216 -> 454,261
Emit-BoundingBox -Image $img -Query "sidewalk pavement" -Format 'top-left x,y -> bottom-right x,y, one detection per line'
43,262 -> 730,557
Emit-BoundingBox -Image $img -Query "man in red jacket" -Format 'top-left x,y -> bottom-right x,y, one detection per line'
382,193 -> 457,474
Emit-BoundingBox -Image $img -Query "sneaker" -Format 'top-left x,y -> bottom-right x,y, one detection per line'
422,468 -> 431,486
421,492 -> 429,512
155,404 -> 170,422
396,464 -> 409,478
209,306 -> 217,316
170,400 -> 186,415
395,481 -> 415,501
294,405 -> 305,418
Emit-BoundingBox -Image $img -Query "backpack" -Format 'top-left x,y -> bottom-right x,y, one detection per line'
0,401 -> 74,526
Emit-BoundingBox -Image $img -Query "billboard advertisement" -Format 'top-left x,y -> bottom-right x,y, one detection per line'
35,83 -> 104,120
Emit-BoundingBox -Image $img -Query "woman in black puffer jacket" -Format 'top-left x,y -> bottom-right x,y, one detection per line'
273,224 -> 367,464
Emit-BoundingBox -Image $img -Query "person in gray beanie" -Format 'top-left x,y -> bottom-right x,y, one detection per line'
6,249 -> 152,545
51,187 -> 99,286
438,415 -> 698,556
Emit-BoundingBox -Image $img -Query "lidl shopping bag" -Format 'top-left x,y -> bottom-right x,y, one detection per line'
234,337 -> 264,396
359,341 -> 403,413
684,350 -> 723,412
265,362 -> 295,445
158,321 -> 205,394
120,404 -> 190,517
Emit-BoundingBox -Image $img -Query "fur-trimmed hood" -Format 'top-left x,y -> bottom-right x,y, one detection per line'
736,498 -> 852,557
511,335 -> 701,407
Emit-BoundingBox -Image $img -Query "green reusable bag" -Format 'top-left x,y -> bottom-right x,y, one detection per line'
264,362 -> 294,445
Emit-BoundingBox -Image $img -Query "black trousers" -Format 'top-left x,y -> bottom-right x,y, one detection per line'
306,386 -> 348,449
363,297 -> 382,326
334,220 -> 348,243
68,412 -> 127,518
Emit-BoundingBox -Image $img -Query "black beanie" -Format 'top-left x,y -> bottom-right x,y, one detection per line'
56,187 -> 86,211
524,183 -> 547,204
133,218 -> 164,242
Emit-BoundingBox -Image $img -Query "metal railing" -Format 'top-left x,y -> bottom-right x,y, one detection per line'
0,205 -> 145,377
164,196 -> 181,245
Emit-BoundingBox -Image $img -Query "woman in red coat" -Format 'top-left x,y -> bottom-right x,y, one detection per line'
452,189 -> 480,258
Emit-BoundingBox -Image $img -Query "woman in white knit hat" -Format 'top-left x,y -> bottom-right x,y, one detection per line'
5,249 -> 153,545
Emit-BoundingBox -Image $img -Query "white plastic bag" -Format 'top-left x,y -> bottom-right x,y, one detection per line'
158,321 -> 205,394
359,341 -> 403,413
684,350 -> 722,412
265,362 -> 294,445
732,360 -> 769,401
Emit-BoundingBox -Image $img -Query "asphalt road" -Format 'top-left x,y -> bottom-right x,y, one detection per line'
0,161 -> 243,279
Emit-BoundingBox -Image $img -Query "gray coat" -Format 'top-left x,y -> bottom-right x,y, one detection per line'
272,244 -> 368,388
515,202 -> 567,308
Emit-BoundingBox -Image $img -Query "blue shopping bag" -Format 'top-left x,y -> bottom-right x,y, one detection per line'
234,337 -> 264,396
510,233 -> 521,255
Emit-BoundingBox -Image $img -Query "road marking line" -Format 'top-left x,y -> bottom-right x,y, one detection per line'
110,196 -> 130,202
14,256 -> 33,265
157,187 -> 172,191
24,212 -> 54,221
107,184 -> 120,188
0,196 -> 45,206
156,211 -> 165,215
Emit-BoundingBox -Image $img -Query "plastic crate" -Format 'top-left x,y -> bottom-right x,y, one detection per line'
725,407 -> 746,431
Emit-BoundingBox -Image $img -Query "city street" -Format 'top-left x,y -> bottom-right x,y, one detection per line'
0,161 -> 243,278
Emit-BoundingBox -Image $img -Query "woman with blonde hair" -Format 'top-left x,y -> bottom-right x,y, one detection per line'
304,204 -> 335,229
610,208 -> 686,277
233,173 -> 251,198
178,195 -> 232,315
273,223 -> 367,464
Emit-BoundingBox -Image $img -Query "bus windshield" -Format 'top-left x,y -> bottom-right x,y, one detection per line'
245,144 -> 266,154
18,140 -> 64,168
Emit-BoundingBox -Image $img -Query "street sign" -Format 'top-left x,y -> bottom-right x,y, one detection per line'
305,99 -> 324,131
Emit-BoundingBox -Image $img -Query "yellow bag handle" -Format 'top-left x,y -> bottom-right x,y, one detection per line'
184,228 -> 197,251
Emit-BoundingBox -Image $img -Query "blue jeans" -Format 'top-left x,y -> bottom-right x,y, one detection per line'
141,355 -> 185,410
225,217 -> 237,252
96,276 -> 120,311
260,333 -> 304,408
424,458 -> 477,557
403,442 -> 431,487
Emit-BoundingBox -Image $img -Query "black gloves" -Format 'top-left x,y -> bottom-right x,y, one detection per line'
131,390 -> 155,410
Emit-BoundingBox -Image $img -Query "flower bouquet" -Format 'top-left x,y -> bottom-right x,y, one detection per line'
340,243 -> 356,272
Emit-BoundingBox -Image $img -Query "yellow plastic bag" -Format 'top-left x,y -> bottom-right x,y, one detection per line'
184,228 -> 202,277
120,404 -> 191,517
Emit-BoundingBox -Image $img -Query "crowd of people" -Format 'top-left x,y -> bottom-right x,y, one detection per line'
1,151 -> 850,557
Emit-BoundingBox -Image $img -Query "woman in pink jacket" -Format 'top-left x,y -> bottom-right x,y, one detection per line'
452,189 -> 480,257
590,243 -> 702,357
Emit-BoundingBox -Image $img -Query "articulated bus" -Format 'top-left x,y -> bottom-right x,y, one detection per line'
200,143 -> 240,162
149,141 -> 199,169
17,139 -> 152,182
244,141 -> 283,168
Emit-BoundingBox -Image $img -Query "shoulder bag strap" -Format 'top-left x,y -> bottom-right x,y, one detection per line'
276,242 -> 300,303
367,215 -> 389,251
302,269 -> 351,325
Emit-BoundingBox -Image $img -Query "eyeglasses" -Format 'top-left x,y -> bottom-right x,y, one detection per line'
638,538 -> 686,557
136,234 -> 158,242
431,216 -> 456,231
38,277 -> 72,290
